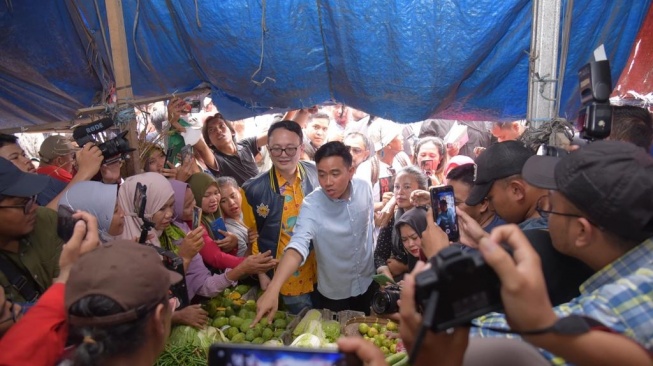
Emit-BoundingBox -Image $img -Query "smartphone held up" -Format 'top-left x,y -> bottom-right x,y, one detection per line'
429,185 -> 460,241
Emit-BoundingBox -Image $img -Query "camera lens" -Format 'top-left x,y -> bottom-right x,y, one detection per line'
371,290 -> 400,315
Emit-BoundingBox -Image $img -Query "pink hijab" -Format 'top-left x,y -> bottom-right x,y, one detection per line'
117,172 -> 174,246
444,155 -> 475,178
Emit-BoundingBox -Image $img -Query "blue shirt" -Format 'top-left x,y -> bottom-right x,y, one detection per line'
285,178 -> 375,300
471,237 -> 653,364
518,215 -> 548,231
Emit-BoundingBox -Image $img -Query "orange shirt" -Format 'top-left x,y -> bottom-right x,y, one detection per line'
275,169 -> 317,296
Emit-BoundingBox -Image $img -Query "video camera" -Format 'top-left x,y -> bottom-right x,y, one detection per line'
413,246 -> 503,332
134,183 -> 190,308
73,117 -> 135,163
577,59 -> 612,141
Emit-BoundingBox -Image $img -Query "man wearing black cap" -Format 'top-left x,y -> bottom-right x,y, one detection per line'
472,141 -> 653,362
0,158 -> 64,305
465,141 -> 593,306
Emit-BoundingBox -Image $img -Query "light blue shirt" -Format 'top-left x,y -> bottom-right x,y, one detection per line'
285,178 -> 375,300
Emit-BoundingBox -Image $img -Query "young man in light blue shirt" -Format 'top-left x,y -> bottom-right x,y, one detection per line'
255,142 -> 377,322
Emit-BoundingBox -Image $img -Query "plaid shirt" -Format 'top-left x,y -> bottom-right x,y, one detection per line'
471,237 -> 653,365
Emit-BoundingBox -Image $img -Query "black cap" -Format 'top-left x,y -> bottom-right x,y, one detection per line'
522,141 -> 653,241
0,158 -> 49,198
466,141 -> 533,206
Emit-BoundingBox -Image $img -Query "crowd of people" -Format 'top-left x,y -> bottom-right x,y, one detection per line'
0,100 -> 651,366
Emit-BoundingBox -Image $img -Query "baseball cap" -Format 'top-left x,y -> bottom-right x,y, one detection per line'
522,140 -> 653,241
0,158 -> 49,197
368,119 -> 403,151
466,141 -> 533,206
39,135 -> 79,163
65,240 -> 183,327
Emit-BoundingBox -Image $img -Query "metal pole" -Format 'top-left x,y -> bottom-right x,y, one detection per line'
527,0 -> 563,127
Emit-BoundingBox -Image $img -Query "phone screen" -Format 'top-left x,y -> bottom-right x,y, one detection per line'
378,176 -> 393,197
211,217 -> 227,239
192,206 -> 202,229
180,144 -> 194,164
134,183 -> 147,218
430,185 -> 460,241
209,344 -> 362,366
420,159 -> 435,174
57,205 -> 80,242
165,148 -> 174,166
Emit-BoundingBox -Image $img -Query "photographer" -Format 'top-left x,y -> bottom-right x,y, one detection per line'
401,141 -> 653,365
0,211 -> 100,365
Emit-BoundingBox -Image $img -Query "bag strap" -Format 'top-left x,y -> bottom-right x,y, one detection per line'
0,253 -> 41,302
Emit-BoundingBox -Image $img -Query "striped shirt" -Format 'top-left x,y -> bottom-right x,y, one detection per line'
471,237 -> 653,365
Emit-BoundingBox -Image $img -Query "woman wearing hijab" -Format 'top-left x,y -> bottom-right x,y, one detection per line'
374,166 -> 429,281
395,206 -> 428,273
58,181 -> 125,242
166,180 -> 276,303
188,172 -> 246,271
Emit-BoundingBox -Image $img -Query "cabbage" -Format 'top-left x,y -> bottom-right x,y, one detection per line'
293,309 -> 322,336
290,333 -> 322,348
168,325 -> 199,347
263,339 -> 284,346
197,326 -> 227,352
321,320 -> 341,342
306,320 -> 326,343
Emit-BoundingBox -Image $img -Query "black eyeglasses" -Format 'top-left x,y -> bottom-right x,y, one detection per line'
0,195 -> 37,215
535,196 -> 602,229
268,146 -> 299,157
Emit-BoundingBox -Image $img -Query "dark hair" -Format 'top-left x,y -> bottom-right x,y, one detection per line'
150,109 -> 166,133
446,163 -> 476,187
310,113 -> 331,124
267,120 -> 303,142
202,114 -> 236,147
518,118 -> 574,153
69,295 -> 166,366
413,137 -> 447,175
395,166 -> 428,190
314,141 -> 352,167
611,105 -> 653,150
0,133 -> 18,149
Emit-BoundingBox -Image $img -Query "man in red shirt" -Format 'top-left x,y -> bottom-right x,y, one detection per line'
36,135 -> 79,183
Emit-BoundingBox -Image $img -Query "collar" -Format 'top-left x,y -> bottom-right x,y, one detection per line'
580,237 -> 653,294
269,164 -> 305,194
274,165 -> 303,187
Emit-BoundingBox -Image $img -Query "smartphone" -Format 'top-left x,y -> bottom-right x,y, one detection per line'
211,217 -> 227,240
180,144 -> 194,164
57,205 -> 80,242
165,148 -> 174,167
373,274 -> 396,286
209,344 -> 363,366
134,183 -> 147,219
192,206 -> 202,230
378,176 -> 393,197
429,185 -> 460,241
420,159 -> 435,174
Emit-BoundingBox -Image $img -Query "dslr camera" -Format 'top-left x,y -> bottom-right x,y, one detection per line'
414,246 -> 503,332
577,59 -> 612,141
371,284 -> 402,315
73,117 -> 135,163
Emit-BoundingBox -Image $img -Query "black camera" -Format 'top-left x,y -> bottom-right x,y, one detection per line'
414,246 -> 503,332
371,284 -> 401,315
73,117 -> 135,162
577,59 -> 612,141
134,183 -> 189,309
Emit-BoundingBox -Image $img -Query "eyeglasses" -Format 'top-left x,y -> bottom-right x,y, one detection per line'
535,196 -> 604,228
0,195 -> 37,214
268,146 -> 299,157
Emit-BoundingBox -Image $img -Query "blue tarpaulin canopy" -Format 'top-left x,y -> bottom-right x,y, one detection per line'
0,0 -> 650,130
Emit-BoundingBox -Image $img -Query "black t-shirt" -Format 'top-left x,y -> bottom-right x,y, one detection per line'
207,137 -> 259,185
